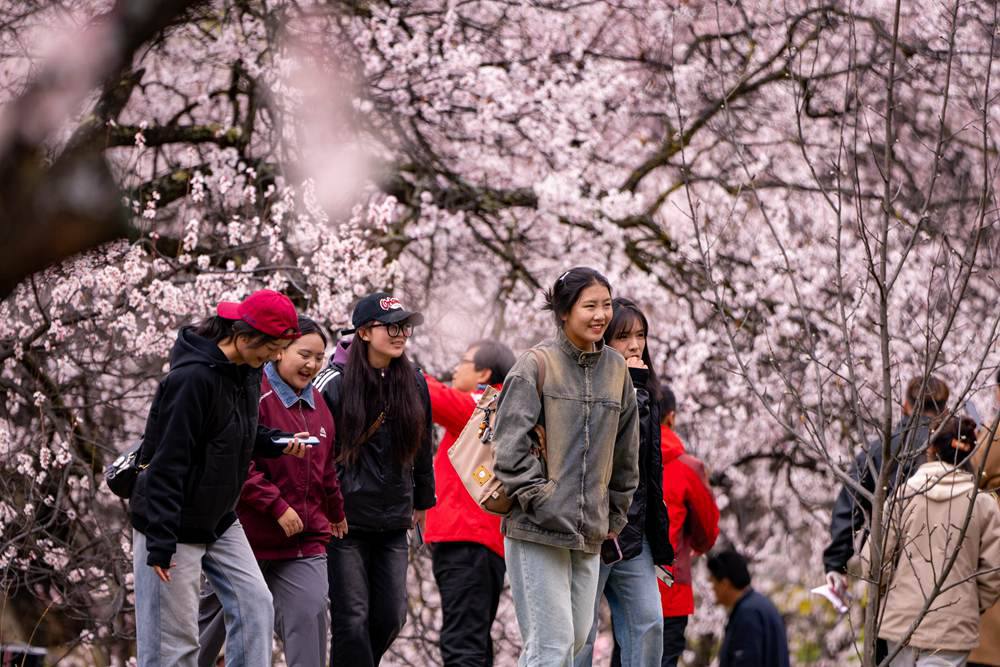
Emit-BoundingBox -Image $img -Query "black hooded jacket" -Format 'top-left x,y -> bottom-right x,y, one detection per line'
314,360 -> 435,531
617,367 -> 673,565
822,414 -> 933,574
129,327 -> 289,567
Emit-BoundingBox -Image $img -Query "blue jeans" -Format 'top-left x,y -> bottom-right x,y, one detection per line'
504,537 -> 601,667
133,521 -> 273,667
575,538 -> 664,667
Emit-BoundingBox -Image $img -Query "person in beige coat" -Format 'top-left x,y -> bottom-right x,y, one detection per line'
969,376 -> 1000,667
876,417 -> 1000,667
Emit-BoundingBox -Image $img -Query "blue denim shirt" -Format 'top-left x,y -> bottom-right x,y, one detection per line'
263,362 -> 316,409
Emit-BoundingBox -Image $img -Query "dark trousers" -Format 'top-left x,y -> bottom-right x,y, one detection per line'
327,529 -> 409,666
611,616 -> 687,667
661,616 -> 688,667
431,542 -> 506,667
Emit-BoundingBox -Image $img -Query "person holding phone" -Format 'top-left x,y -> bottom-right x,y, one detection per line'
197,316 -> 347,666
576,298 -> 674,667
493,267 -> 640,667
315,292 -> 435,666
129,289 -> 309,667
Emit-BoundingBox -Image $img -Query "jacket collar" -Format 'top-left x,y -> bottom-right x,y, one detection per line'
556,328 -> 605,367
264,362 -> 316,409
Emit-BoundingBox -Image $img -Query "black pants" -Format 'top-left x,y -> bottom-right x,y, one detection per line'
431,542 -> 506,667
661,616 -> 688,667
328,529 -> 409,666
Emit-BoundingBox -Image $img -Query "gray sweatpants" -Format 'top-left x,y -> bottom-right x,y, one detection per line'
199,555 -> 329,667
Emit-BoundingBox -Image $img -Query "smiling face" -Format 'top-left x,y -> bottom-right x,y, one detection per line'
275,332 -> 326,391
562,282 -> 613,351
608,314 -> 646,363
360,320 -> 411,368
235,336 -> 291,368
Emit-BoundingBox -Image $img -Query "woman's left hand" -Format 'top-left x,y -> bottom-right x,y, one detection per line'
412,509 -> 427,532
282,431 -> 310,458
330,518 -> 349,539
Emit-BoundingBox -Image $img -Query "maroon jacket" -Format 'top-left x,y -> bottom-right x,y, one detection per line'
237,365 -> 345,560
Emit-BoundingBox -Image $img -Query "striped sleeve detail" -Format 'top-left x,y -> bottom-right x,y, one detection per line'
313,368 -> 341,393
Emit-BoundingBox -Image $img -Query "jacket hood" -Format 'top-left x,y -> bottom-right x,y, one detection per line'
169,326 -> 233,372
661,425 -> 685,463
332,336 -> 352,366
905,461 -> 977,501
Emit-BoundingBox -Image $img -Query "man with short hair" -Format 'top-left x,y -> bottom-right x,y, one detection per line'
707,550 -> 790,667
823,375 -> 950,663
424,340 -> 516,667
824,376 -> 950,588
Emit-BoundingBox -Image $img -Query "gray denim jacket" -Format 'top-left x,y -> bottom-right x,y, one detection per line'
493,329 -> 640,554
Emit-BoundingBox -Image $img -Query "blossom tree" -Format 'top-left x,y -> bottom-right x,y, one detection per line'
1,0 -> 998,665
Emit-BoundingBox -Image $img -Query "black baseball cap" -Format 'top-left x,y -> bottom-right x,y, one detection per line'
346,292 -> 424,333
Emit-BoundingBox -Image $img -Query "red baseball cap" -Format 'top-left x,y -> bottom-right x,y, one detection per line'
216,290 -> 301,339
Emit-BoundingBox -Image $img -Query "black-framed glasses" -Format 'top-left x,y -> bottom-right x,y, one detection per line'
371,322 -> 414,337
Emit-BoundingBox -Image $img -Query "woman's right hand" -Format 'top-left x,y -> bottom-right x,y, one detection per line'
152,564 -> 172,583
277,507 -> 304,537
625,356 -> 647,369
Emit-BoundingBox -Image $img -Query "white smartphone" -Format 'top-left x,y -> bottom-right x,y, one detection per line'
272,436 -> 320,446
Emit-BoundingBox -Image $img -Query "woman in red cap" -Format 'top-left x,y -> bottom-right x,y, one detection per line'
314,291 -> 436,666
129,289 -> 311,667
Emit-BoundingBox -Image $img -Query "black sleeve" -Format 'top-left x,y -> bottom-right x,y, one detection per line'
823,442 -> 880,573
139,369 -> 212,567
412,372 -> 436,510
632,369 -> 673,565
253,424 -> 291,459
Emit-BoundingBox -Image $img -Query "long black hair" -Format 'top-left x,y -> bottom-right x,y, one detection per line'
336,325 -> 426,466
192,316 -> 284,347
542,266 -> 612,328
604,297 -> 659,402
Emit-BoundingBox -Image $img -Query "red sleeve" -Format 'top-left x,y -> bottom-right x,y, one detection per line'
681,455 -> 720,554
241,460 -> 289,519
323,422 -> 345,523
424,373 -> 476,436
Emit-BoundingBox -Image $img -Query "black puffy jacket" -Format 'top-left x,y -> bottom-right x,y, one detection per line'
315,361 -> 435,531
130,327 -> 288,567
616,367 -> 673,565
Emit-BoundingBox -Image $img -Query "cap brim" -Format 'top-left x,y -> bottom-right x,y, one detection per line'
381,310 -> 424,326
217,301 -> 241,319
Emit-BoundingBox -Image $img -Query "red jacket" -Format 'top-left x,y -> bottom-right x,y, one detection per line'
658,425 -> 720,617
423,375 -> 505,557
237,369 -> 345,560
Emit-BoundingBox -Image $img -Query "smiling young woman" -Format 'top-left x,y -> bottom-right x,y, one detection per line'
492,267 -> 643,666
315,292 -> 436,666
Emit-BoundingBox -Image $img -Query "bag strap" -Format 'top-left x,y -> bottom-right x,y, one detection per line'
356,411 -> 386,446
